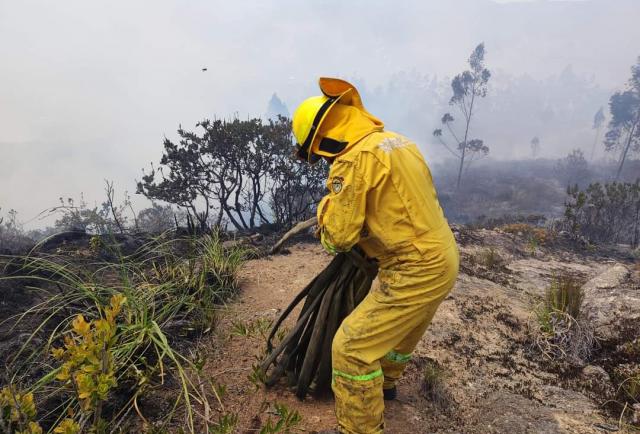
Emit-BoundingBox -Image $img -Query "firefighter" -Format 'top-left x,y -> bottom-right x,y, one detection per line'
292,78 -> 459,434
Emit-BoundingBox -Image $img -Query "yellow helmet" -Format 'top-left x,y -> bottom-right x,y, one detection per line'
292,77 -> 380,163
292,94 -> 343,163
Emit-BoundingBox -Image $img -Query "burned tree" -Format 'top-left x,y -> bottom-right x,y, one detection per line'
266,117 -> 328,226
137,126 -> 215,231
531,136 -> 541,158
138,116 -> 327,231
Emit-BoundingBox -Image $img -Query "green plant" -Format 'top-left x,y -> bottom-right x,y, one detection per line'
0,386 -> 42,434
533,274 -> 594,363
249,364 -> 267,391
208,413 -> 238,434
211,382 -> 227,408
230,320 -> 251,337
231,318 -> 273,339
138,116 -> 328,230
53,419 -> 81,434
432,43 -> 491,189
614,365 -> 640,403
610,364 -> 640,428
564,181 -> 640,247
274,327 -> 289,346
89,236 -> 102,255
51,294 -> 124,428
622,339 -> 640,359
1,231 -> 247,432
260,403 -> 302,434
420,359 -> 450,410
527,237 -> 538,256
622,374 -> 640,403
542,274 -> 584,321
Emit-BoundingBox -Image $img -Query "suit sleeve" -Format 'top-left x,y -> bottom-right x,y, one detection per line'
316,158 -> 369,252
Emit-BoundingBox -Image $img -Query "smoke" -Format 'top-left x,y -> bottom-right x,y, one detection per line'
0,0 -> 638,227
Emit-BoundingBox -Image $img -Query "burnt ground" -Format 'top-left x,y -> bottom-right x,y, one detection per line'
1,228 -> 638,433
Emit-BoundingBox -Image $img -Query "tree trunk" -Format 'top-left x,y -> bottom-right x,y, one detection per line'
456,148 -> 466,190
615,109 -> 640,180
457,92 -> 476,190
590,126 -> 602,161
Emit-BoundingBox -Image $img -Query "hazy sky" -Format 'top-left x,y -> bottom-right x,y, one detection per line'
1,0 -> 639,227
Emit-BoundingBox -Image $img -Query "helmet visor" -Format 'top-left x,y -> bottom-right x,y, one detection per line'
295,143 -> 322,164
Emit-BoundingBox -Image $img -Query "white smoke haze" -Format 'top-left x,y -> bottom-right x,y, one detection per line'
1,0 -> 639,227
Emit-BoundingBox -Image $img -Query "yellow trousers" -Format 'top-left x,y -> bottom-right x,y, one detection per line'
331,243 -> 459,434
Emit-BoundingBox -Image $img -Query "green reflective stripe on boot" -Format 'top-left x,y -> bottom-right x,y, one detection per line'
332,368 -> 383,381
385,350 -> 411,363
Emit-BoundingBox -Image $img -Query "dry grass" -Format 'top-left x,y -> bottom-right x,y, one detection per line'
610,364 -> 640,429
500,223 -> 553,246
532,274 -> 596,364
473,247 -> 504,270
613,365 -> 640,403
420,359 -> 451,410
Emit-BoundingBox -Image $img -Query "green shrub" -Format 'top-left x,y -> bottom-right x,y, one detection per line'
259,403 -> 302,434
0,232 -> 248,432
563,181 -> 640,247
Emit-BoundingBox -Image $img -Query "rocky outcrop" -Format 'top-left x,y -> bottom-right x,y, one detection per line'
581,264 -> 640,346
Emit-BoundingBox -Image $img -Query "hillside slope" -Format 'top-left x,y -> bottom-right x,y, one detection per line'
203,229 -> 639,433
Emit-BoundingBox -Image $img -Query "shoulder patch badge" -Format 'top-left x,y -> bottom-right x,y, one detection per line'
378,136 -> 412,153
331,177 -> 344,194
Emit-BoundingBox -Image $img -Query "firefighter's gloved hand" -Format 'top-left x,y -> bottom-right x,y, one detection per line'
320,230 -> 338,255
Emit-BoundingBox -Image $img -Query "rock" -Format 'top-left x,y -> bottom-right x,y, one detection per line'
38,230 -> 89,251
583,264 -> 629,290
579,365 -> 614,398
581,265 -> 640,345
471,389 -> 606,433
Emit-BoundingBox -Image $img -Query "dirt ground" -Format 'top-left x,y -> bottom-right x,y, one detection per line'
201,235 -> 639,434
204,243 -> 426,433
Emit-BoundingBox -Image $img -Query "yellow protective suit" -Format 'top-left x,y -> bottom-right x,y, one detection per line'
315,91 -> 459,434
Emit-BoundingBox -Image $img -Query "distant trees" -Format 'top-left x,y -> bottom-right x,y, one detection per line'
137,202 -> 184,233
47,182 -> 187,236
52,182 -> 136,234
556,149 -> 590,187
433,43 -> 491,189
53,195 -> 117,234
604,56 -> 640,180
137,116 -> 327,231
531,136 -> 541,158
266,93 -> 290,120
0,208 -> 31,252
